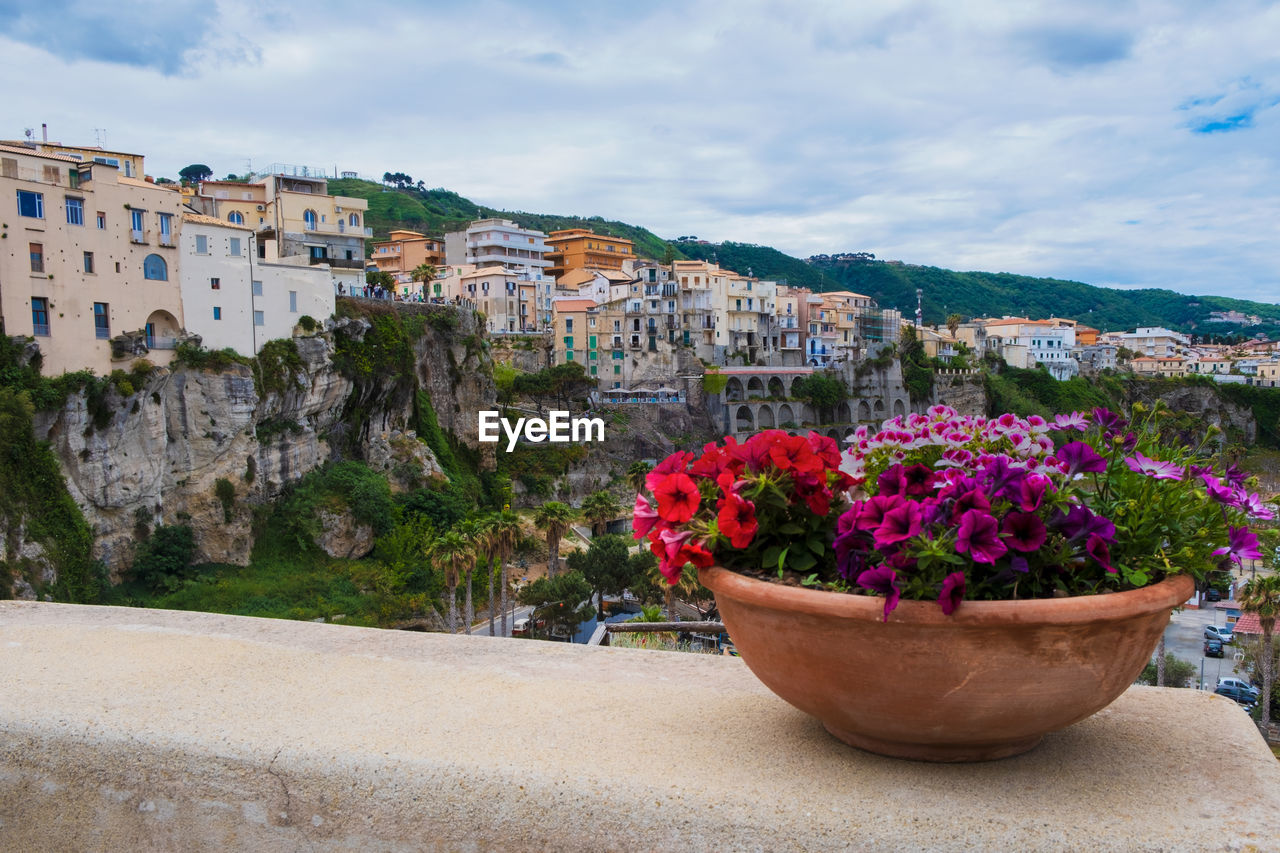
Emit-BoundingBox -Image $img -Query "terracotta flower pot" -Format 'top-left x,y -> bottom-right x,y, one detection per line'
700,565 -> 1194,762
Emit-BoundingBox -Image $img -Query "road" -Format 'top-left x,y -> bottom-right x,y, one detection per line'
1162,602 -> 1244,691
467,604 -> 534,637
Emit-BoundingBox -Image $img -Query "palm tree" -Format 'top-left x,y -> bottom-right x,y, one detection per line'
476,513 -> 500,636
626,461 -> 652,496
1240,575 -> 1280,729
487,510 -> 523,636
428,530 -> 474,633
534,501 -> 576,577
411,262 -> 438,299
945,313 -> 962,338
455,517 -> 486,630
581,490 -> 622,537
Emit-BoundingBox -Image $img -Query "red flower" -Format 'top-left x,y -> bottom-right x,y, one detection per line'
632,493 -> 662,540
718,491 -> 759,548
806,431 -> 842,469
653,528 -> 713,583
769,433 -> 820,474
652,472 -> 701,523
645,451 -> 692,494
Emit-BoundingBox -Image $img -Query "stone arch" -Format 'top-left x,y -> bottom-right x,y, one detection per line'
873,399 -> 885,414
768,377 -> 785,398
144,309 -> 180,348
827,429 -> 840,441
725,377 -> 744,402
892,399 -> 906,417
835,402 -> 852,423
735,405 -> 754,434
858,400 -> 871,421
790,376 -> 806,397
757,405 -> 776,429
778,403 -> 795,426
747,376 -> 766,398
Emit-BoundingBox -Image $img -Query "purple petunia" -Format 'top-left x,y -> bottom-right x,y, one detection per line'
1093,407 -> 1128,436
956,509 -> 1008,564
1001,511 -> 1047,552
1058,441 -> 1107,478
1053,504 -> 1116,543
1087,533 -> 1115,573
874,501 -> 924,549
938,571 -> 965,615
1124,452 -> 1182,481
857,566 -> 902,622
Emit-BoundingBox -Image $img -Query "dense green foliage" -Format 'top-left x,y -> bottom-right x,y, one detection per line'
984,365 -> 1122,419
792,373 -> 848,423
897,328 -> 934,403
566,534 -> 636,617
131,525 -> 197,593
1218,383 -> 1280,448
517,570 -> 595,639
1136,654 -> 1198,688
329,178 -> 677,260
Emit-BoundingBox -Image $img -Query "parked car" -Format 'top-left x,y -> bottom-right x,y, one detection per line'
1204,638 -> 1225,658
1217,677 -> 1259,699
1214,684 -> 1257,707
1205,588 -> 1222,602
1204,625 -> 1234,644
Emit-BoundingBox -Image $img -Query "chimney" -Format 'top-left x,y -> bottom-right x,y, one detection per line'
41,123 -> 47,143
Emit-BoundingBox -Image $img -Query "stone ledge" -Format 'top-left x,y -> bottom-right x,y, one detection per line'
1,601 -> 1277,852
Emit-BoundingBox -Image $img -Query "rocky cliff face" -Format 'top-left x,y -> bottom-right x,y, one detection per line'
30,302 -> 493,579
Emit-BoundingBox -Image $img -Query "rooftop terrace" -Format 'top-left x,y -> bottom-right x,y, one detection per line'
1,601 -> 1278,851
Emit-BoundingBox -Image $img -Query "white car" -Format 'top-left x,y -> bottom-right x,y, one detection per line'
1216,677 -> 1258,698
1204,625 -> 1234,644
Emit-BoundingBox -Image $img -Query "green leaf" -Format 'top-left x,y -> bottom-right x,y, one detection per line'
790,550 -> 817,572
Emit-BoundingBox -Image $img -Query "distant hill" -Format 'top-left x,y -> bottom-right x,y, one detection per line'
332,179 -> 1278,337
329,179 -> 676,260
675,241 -> 1280,337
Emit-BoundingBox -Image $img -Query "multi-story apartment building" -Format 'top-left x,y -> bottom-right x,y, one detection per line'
543,228 -> 633,279
774,286 -> 809,365
178,214 -> 334,355
983,318 -> 1079,380
1107,326 -> 1190,357
552,299 -> 601,377
1,143 -> 186,375
444,219 -> 552,282
369,229 -> 446,286
192,170 -> 369,295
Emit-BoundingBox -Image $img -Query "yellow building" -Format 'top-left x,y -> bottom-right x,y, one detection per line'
552,298 -> 601,378
1,144 -> 186,375
544,229 -> 633,279
1,139 -> 146,181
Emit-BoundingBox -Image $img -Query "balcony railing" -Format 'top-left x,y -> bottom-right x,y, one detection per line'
131,229 -> 146,244
32,322 -> 50,337
146,336 -> 178,350
95,326 -> 110,340
308,256 -> 365,269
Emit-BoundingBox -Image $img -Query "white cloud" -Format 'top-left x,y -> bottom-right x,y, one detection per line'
1,0 -> 1277,301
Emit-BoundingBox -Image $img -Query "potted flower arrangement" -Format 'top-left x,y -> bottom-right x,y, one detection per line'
633,404 -> 1271,761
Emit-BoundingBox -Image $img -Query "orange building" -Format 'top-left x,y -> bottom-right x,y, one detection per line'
544,228 -> 633,279
370,229 -> 446,282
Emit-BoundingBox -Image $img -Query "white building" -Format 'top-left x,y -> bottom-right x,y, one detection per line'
444,219 -> 552,281
180,213 -> 334,355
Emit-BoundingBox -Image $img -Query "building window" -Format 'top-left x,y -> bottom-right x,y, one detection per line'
228,211 -> 244,225
348,213 -> 359,227
253,310 -> 264,326
252,280 -> 263,297
94,303 -> 110,339
131,208 -> 145,240
195,234 -> 208,254
66,197 -> 84,226
83,251 -> 94,273
16,189 -> 44,219
143,254 -> 168,280
566,319 -> 573,332
29,242 -> 43,273
289,291 -> 297,312
303,209 -> 317,230
31,297 -> 50,336
96,211 -> 105,229
158,213 -> 173,244
211,277 -> 220,290
230,237 -> 241,256
309,246 -> 326,261
213,307 -> 222,320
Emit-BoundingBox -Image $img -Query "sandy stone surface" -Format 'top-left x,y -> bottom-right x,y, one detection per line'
1,600 -> 1278,852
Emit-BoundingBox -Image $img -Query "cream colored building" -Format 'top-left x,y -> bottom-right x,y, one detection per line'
1,143 -> 186,375
178,214 -> 333,355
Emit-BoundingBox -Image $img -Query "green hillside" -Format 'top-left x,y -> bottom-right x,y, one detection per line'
675,241 -> 1280,337
333,178 -> 1278,337
329,179 -> 676,260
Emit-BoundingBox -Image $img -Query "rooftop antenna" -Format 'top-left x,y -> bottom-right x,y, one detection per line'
23,128 -> 34,141
915,288 -> 923,329
93,128 -> 107,147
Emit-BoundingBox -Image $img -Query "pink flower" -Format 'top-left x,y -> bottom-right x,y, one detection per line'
1087,533 -> 1115,573
1123,452 -> 1182,481
1001,511 -> 1047,552
938,571 -> 965,615
632,493 -> 661,540
874,501 -> 923,549
856,566 -> 901,622
955,509 -> 1008,564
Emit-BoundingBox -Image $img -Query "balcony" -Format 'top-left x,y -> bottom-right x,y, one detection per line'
95,326 -> 110,340
130,229 -> 146,244
145,335 -> 177,350
308,256 -> 365,270
2,601 -> 1275,852
31,322 -> 50,337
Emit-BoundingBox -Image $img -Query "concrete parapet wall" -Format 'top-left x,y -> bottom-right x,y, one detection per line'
1,601 -> 1278,851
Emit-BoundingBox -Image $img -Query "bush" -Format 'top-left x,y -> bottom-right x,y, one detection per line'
132,525 -> 197,593
1135,653 -> 1198,688
297,315 -> 318,333
214,477 -> 236,523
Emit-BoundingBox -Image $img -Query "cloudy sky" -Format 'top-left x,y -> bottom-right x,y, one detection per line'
2,0 -> 1278,302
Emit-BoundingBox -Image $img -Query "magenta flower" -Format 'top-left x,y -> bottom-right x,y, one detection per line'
955,509 -> 1008,564
1234,490 -> 1275,520
834,528 -> 871,581
857,566 -> 901,622
1018,473 -> 1052,512
1087,533 -> 1115,573
1001,511 -> 1047,552
1213,526 -> 1262,565
1124,452 -> 1182,481
1058,441 -> 1106,478
877,465 -> 907,497
901,464 -> 937,496
1054,505 -> 1115,543
1050,411 -> 1089,431
855,494 -> 899,532
632,493 -> 661,540
949,488 -> 991,524
874,501 -> 923,549
938,571 -> 965,615
1200,475 -> 1236,505
1093,407 -> 1128,435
